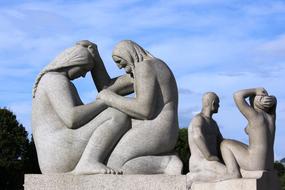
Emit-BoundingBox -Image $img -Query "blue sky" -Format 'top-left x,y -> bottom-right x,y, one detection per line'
0,0 -> 284,159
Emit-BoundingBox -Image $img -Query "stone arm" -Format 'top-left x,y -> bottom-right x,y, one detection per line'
107,75 -> 134,96
233,88 -> 268,120
263,95 -> 277,117
216,127 -> 224,161
217,126 -> 224,144
192,116 -> 219,161
91,48 -> 134,96
45,74 -> 107,129
97,62 -> 156,120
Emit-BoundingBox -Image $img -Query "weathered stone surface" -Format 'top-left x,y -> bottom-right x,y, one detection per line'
187,92 -> 226,186
191,171 -> 281,190
24,172 -> 281,190
219,88 -> 277,179
32,40 -> 182,175
24,174 -> 186,190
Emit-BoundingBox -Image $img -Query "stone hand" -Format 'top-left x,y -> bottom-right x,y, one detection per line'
88,45 -> 100,60
97,89 -> 113,103
261,96 -> 276,108
255,88 -> 268,96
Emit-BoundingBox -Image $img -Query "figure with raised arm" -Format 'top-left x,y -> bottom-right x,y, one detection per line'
97,40 -> 182,174
220,87 -> 277,179
32,40 -> 133,175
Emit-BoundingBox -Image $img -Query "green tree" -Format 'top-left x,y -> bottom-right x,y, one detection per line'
175,128 -> 190,174
0,107 -> 40,190
23,137 -> 41,174
274,161 -> 285,177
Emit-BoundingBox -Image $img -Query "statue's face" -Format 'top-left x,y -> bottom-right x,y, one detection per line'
113,55 -> 133,75
67,64 -> 93,80
211,97 -> 220,113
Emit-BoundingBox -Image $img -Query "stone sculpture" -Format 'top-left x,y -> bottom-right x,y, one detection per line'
187,88 -> 280,190
97,40 -> 182,174
220,88 -> 277,178
187,92 -> 226,187
32,40 -> 182,175
32,40 -> 133,174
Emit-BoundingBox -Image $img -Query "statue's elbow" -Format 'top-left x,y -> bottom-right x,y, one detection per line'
65,121 -> 76,129
233,92 -> 241,103
139,108 -> 154,120
64,114 -> 79,129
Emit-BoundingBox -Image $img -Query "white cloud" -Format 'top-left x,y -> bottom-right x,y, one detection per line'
257,34 -> 285,57
0,0 -> 285,158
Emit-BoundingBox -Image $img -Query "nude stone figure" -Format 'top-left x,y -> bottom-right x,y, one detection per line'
32,40 -> 133,175
186,92 -> 226,188
97,40 -> 182,174
220,87 -> 277,179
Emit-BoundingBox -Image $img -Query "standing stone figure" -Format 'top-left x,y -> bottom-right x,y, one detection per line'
32,40 -> 133,175
187,92 -> 226,187
97,40 -> 182,174
220,88 -> 277,178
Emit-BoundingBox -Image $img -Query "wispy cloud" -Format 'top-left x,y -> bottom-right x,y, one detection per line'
0,0 -> 284,159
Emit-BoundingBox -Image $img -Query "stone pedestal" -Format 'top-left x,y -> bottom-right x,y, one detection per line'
24,172 -> 281,190
24,174 -> 187,190
191,171 -> 281,190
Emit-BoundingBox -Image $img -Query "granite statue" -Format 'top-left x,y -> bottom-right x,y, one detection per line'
97,40 -> 182,174
187,88 -> 279,189
32,40 -> 133,175
187,92 -> 226,187
220,88 -> 277,178
32,40 -> 182,175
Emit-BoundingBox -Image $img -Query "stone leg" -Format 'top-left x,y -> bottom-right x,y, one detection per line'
187,160 -> 227,189
107,125 -> 176,171
71,108 -> 131,174
220,139 -> 250,179
121,154 -> 183,175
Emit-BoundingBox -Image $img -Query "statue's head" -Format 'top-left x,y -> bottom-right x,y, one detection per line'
202,92 -> 220,113
54,40 -> 97,80
250,95 -> 277,113
32,40 -> 97,97
112,40 -> 153,77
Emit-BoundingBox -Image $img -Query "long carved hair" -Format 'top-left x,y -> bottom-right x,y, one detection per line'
112,40 -> 154,65
32,40 -> 96,98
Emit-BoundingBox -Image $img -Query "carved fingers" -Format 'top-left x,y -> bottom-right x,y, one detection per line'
97,89 -> 114,104
255,88 -> 268,96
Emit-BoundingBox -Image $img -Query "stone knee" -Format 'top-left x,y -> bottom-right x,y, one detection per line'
108,108 -> 130,131
107,150 -> 132,169
220,140 -> 241,177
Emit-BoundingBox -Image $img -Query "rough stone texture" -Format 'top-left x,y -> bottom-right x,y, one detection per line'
24,172 -> 281,190
32,40 -> 182,175
191,171 -> 281,190
219,88 -> 277,178
187,92 -> 226,185
99,40 -> 181,174
24,174 -> 186,190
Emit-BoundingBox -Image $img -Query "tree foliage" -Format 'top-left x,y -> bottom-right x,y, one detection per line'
175,128 -> 190,174
0,108 -> 40,190
0,107 -> 284,189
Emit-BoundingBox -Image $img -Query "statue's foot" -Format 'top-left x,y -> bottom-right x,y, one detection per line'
164,155 -> 183,175
186,172 -> 195,190
70,162 -> 123,175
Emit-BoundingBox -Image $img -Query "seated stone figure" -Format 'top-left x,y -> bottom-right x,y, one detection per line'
187,92 -> 226,187
97,40 -> 182,174
220,88 -> 277,179
32,40 -> 133,175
